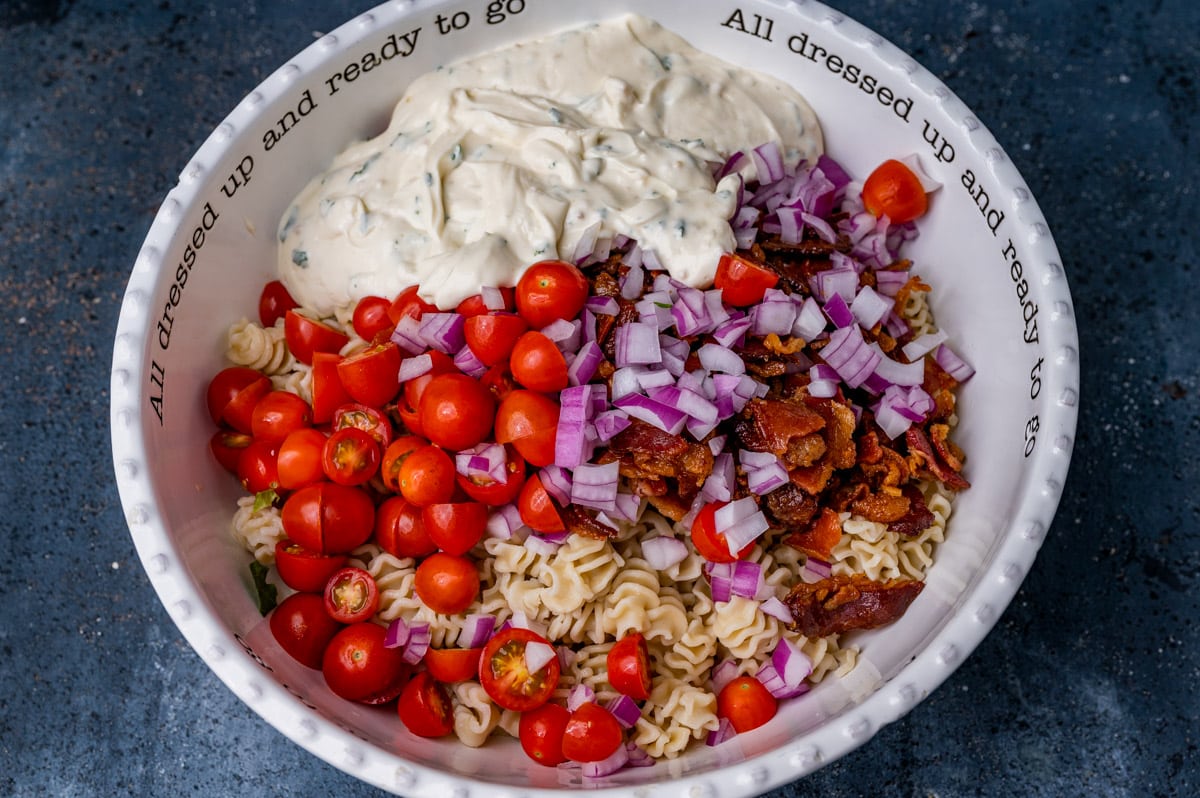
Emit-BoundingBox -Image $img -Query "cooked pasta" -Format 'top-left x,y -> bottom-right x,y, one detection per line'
230,494 -> 285,565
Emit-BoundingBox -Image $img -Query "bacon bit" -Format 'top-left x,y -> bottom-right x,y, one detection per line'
782,507 -> 842,560
848,490 -> 910,523
888,485 -> 935,536
905,427 -> 970,491
562,505 -> 618,540
763,333 -> 807,356
784,574 -> 924,637
922,357 -> 959,421
784,433 -> 827,469
604,419 -> 713,496
892,274 -> 932,313
739,339 -> 802,379
643,492 -> 693,523
789,460 -> 834,496
764,482 -> 819,529
857,430 -> 884,465
733,398 -> 826,457
929,423 -> 965,473
859,446 -> 911,491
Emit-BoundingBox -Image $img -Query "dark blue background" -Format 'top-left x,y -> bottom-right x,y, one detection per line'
2,1 -> 1196,795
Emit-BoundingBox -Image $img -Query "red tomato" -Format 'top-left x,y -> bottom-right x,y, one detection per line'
717,676 -> 778,733
423,648 -> 483,683
333,403 -> 393,448
209,430 -> 252,474
276,428 -> 327,490
380,435 -> 426,493
337,341 -> 403,407
691,501 -> 755,563
422,502 -> 488,556
237,439 -> 280,494
456,286 -> 513,317
352,295 -> 395,342
274,539 -> 347,593
375,496 -> 437,559
480,364 -> 519,403
281,482 -> 375,554
519,702 -> 570,766
398,444 -> 457,506
606,633 -> 652,701
463,313 -> 528,367
311,352 -> 354,424
250,390 -> 312,444
322,622 -> 408,703
862,158 -> 928,223
322,566 -> 380,624
562,702 -> 623,763
494,390 -> 559,467
417,373 -> 496,451
269,592 -> 342,669
517,473 -> 564,534
509,331 -> 568,393
322,427 -> 381,486
259,280 -> 299,328
284,310 -> 350,365
456,444 -> 526,506
414,553 -> 479,615
396,351 -> 457,436
515,260 -> 588,329
397,671 -> 455,737
387,285 -> 437,326
206,367 -> 268,427
479,628 -> 560,712
715,252 -> 779,307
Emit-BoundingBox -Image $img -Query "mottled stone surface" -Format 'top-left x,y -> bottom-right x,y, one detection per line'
1,0 -> 1196,796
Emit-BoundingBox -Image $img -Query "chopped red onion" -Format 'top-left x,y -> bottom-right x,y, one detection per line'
524,641 -> 557,674
822,293 -> 855,329
902,330 -> 949,361
586,295 -> 619,316
611,491 -> 643,523
384,617 -> 410,649
800,211 -> 837,244
648,384 -> 719,425
706,717 -> 737,747
457,614 -> 496,648
792,296 -> 827,341
452,343 -> 488,378
542,318 -> 582,350
822,324 -> 882,388
817,154 -> 852,191
750,298 -> 797,336
417,312 -> 465,354
593,409 -> 631,443
614,322 -> 662,367
566,340 -> 604,387
773,636 -> 814,686
570,462 -> 620,512
707,434 -> 728,455
486,504 -> 523,540
850,285 -> 893,329
525,533 -> 565,556
755,659 -> 811,700
759,596 -> 792,623
641,535 -> 689,571
716,149 -> 748,179
714,499 -> 759,537
800,556 -> 833,583
613,393 -> 687,435
810,267 -> 858,303
698,343 -> 746,375
712,314 -> 752,348
624,742 -> 654,768
703,290 -> 730,327
751,141 -> 786,184
567,684 -> 595,712
605,695 -> 642,729
509,610 -> 547,637
401,622 -> 431,664
397,353 -> 433,382
870,346 -> 926,387
875,268 -> 911,297
620,262 -> 644,300
742,450 -> 789,495
557,646 -> 577,670
934,343 -> 975,382
480,286 -> 506,311
579,739 -> 630,778
389,313 -> 426,355
721,508 -> 770,556
710,560 -> 765,600
899,153 -> 942,193
455,442 -> 507,483
538,466 -> 573,505
711,659 -> 739,693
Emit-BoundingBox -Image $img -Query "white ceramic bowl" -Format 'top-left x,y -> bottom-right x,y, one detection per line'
110,1 -> 1078,795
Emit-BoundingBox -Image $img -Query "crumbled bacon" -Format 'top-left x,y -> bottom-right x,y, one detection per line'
562,505 -> 618,540
599,419 -> 713,497
732,398 -> 825,460
784,574 -> 924,637
905,426 -> 970,491
763,482 -> 819,529
887,485 -> 936,537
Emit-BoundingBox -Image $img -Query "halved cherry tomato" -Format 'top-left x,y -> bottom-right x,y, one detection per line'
479,627 -> 560,712
387,285 -> 437,326
206,367 -> 268,427
333,403 -> 393,448
717,676 -> 778,733
281,482 -> 375,554
284,310 -> 350,365
456,444 -> 526,506
322,427 -> 380,486
237,439 -> 280,494
396,351 -> 457,436
519,702 -> 570,766
862,158 -> 928,224
259,280 -> 299,328
515,260 -> 588,330
417,373 -> 496,451
352,295 -> 395,342
322,622 -> 408,702
269,592 -> 342,669
277,427 -> 328,490
250,390 -> 312,444
311,352 -> 353,424
397,671 -> 454,737
606,633 -> 652,701
495,390 -> 559,467
715,252 -> 779,306
480,364 -> 519,403
375,496 -> 437,559
464,313 -> 528,367
209,430 -> 252,474
414,552 -> 479,614
423,647 -> 483,683
337,341 -> 402,407
509,331 -> 568,393
456,286 -> 513,317
422,502 -> 488,556
691,500 -> 755,563
398,444 -> 457,506
562,702 -> 623,763
380,434 -> 426,493
274,539 -> 347,593
323,566 -> 379,624
517,473 -> 564,534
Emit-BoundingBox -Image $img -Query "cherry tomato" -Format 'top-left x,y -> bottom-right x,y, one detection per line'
414,552 -> 479,615
352,295 -> 395,342
322,427 -> 381,486
456,286 -> 513,317
206,367 -> 268,427
480,364 -> 519,403
323,566 -> 380,624
479,628 -> 560,712
456,444 -> 526,506
606,633 -> 652,701
337,341 -> 403,407
562,702 -> 623,763
276,427 -> 327,490
398,444 -> 457,506
515,260 -> 588,330
717,676 -> 778,733
417,373 -> 496,451
333,403 -> 393,448
259,280 -> 299,328
519,702 -> 570,766
517,473 -> 564,534
380,435 -> 427,493
322,622 -> 408,703
209,430 -> 252,474
375,496 -> 437,559
422,502 -> 488,556
495,390 -> 559,467
274,539 -> 347,593
715,252 -> 779,307
423,647 -> 483,684
269,592 -> 342,669
691,501 -> 754,563
281,482 -> 375,554
237,439 -> 280,494
509,331 -> 568,393
311,352 -> 354,424
250,390 -> 312,444
464,313 -> 528,367
284,310 -> 350,365
396,351 -> 457,436
862,158 -> 928,224
387,285 -> 437,326
397,671 -> 455,737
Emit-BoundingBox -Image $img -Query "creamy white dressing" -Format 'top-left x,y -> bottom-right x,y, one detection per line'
278,14 -> 823,312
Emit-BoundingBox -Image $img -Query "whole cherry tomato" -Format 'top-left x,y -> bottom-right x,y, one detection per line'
374,496 -> 437,559
269,592 -> 342,669
322,622 -> 408,703
717,676 -> 778,733
259,280 -> 298,328
515,260 -> 588,329
862,158 -> 928,223
519,702 -> 570,766
397,671 -> 454,738
311,352 -> 353,425
276,428 -> 327,490
517,473 -> 564,534
337,341 -> 403,407
456,444 -> 526,506
479,628 -> 560,712
322,427 -> 380,486
494,390 -> 559,467
237,439 -> 280,494
380,435 -> 427,493
281,482 -> 375,554
417,373 -> 496,451
691,501 -> 755,563
209,430 -> 252,474
421,502 -> 488,556
562,702 -> 623,763
413,553 -> 479,615
352,295 -> 395,342
250,390 -> 312,444
423,648 -> 483,684
464,313 -> 528,367
284,310 -> 349,365
322,566 -> 379,624
509,331 -> 568,393
397,444 -> 457,506
274,539 -> 347,593
606,632 -> 652,701
715,252 -> 779,307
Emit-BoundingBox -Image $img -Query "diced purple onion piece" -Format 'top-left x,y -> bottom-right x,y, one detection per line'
586,295 -> 619,316
712,314 -> 752,348
593,409 -> 631,443
570,462 -> 620,511
850,285 -> 893,329
480,286 -> 506,311
486,503 -> 523,540
401,622 -> 431,664
523,641 -> 557,674
384,617 -> 410,649
579,740 -> 630,778
539,466 -> 573,505
398,353 -> 433,382
759,596 -> 793,623
613,393 -> 687,436
823,293 -> 855,329
614,322 -> 662,367
641,536 -> 689,570
605,695 -> 642,729
453,343 -> 488,378
706,717 -> 737,747
457,614 -> 496,648
418,312 -> 465,354
620,262 -> 644,300
711,659 -> 739,693
934,343 -> 975,382
567,684 -> 595,712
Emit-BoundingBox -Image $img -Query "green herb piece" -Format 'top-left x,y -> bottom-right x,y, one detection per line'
252,487 -> 279,513
249,561 -> 277,616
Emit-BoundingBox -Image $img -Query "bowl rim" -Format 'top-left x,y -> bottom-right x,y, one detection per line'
110,0 -> 1079,794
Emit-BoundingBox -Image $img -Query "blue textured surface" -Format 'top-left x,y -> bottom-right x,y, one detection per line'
2,0 -> 1197,796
